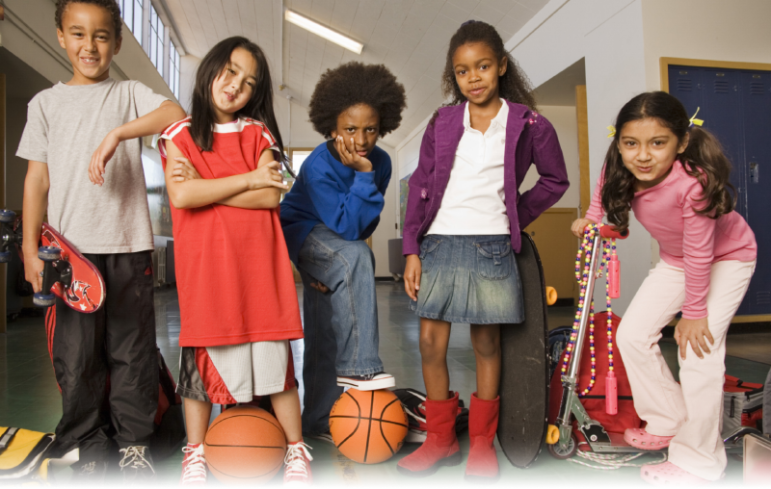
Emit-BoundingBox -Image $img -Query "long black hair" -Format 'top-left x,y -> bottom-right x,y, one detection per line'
190,36 -> 284,156
440,20 -> 536,110
602,91 -> 735,233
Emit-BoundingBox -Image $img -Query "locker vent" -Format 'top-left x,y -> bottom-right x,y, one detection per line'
714,80 -> 729,94
756,291 -> 771,305
750,82 -> 765,95
676,79 -> 692,92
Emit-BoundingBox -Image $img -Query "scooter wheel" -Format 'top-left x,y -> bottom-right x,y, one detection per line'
38,246 -> 61,262
548,432 -> 578,460
33,292 -> 56,308
0,210 -> 16,224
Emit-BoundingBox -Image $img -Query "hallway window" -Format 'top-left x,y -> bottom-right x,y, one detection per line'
149,4 -> 164,76
169,41 -> 180,99
119,0 -> 143,44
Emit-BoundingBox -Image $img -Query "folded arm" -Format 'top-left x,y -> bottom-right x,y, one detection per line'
164,140 -> 287,210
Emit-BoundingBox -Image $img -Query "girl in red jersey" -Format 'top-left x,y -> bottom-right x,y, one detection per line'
159,37 -> 310,486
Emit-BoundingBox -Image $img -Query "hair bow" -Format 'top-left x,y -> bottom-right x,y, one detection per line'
461,20 -> 477,26
607,125 -> 616,138
689,107 -> 704,127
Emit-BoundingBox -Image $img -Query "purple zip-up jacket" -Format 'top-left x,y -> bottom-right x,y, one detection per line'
402,101 -> 569,256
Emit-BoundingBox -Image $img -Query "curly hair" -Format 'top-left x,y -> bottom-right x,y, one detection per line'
601,91 -> 735,234
440,20 -> 536,110
309,62 -> 407,139
56,0 -> 122,39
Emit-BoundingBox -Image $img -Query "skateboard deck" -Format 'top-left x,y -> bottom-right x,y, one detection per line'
0,211 -> 105,313
497,232 -> 549,468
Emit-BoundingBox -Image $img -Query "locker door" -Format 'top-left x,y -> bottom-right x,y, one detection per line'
740,71 -> 771,314
668,66 -> 747,215
699,68 -> 747,217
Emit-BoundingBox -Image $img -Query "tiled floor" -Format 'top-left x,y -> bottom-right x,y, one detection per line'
1,282 -> 769,485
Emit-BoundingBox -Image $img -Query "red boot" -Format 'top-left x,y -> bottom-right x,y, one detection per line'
397,392 -> 461,477
465,393 -> 499,482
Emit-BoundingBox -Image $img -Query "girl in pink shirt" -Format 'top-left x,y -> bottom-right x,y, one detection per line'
572,91 -> 756,484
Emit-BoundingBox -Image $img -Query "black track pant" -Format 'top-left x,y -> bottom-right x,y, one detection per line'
45,252 -> 158,462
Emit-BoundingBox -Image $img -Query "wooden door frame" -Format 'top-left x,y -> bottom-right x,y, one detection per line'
575,85 -> 590,216
0,74 -> 5,334
660,57 -> 771,93
661,57 -> 771,323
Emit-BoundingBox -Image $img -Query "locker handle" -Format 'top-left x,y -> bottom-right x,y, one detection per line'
750,162 -> 759,184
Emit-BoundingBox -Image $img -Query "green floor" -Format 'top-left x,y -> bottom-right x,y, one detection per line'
1,282 -> 768,485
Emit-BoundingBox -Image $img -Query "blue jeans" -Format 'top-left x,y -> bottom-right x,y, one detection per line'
296,224 -> 384,434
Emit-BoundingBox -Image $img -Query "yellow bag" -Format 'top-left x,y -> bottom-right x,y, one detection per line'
0,427 -> 55,480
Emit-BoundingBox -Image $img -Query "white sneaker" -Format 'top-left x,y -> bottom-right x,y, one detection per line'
284,442 -> 313,487
336,372 -> 395,390
180,444 -> 206,486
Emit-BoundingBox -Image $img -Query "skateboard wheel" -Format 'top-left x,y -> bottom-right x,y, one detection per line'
38,246 -> 61,262
547,432 -> 577,460
0,210 -> 15,224
546,424 -> 560,445
33,292 -> 56,308
0,251 -> 10,263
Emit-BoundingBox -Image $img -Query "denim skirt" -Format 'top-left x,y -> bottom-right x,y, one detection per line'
410,234 -> 525,324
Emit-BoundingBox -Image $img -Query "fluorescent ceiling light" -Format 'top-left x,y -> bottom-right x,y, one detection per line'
285,10 -> 363,54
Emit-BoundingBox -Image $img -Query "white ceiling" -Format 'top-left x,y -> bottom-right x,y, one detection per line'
162,0 -> 549,146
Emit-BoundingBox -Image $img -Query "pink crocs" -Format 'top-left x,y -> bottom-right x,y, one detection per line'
641,462 -> 710,485
624,427 -> 673,450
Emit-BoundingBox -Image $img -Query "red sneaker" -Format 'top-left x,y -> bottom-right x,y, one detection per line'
180,444 -> 206,486
284,441 -> 313,487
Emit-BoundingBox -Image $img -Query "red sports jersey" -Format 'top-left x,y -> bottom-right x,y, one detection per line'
160,117 -> 303,347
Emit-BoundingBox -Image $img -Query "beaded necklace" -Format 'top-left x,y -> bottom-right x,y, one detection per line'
561,224 -> 618,398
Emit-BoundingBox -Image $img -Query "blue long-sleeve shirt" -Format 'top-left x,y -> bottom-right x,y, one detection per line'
280,140 -> 391,263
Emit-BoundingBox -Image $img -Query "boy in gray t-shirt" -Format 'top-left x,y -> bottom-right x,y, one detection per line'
15,0 -> 185,482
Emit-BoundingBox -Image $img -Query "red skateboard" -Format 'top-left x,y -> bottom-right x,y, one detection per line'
0,210 -> 105,313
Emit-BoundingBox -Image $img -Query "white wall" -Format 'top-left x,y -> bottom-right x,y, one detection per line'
506,0 -> 651,314
641,0 -> 771,92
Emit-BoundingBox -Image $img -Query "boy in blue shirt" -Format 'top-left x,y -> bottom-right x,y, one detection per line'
281,62 -> 406,438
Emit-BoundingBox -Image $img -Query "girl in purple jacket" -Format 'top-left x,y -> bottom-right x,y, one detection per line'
399,21 -> 568,480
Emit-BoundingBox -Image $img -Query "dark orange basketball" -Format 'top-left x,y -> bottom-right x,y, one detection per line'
203,406 -> 286,484
329,389 -> 408,464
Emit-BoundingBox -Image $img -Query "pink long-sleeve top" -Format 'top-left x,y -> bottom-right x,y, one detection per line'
585,161 -> 756,319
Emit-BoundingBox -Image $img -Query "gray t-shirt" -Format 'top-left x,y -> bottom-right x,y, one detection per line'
17,78 -> 168,253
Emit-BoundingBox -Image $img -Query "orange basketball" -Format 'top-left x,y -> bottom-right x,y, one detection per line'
329,389 -> 408,464
203,406 -> 286,484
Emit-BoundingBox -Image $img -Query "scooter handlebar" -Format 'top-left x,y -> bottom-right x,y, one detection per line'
599,225 -> 629,240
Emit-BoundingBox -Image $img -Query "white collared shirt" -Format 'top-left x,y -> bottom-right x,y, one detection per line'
427,99 -> 510,236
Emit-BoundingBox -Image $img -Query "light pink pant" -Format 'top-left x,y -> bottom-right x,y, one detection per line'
617,259 -> 755,480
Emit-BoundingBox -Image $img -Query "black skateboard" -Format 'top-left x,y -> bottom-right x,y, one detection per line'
497,232 -> 549,468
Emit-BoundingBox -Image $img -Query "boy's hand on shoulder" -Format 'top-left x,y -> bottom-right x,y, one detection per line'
404,254 -> 422,301
335,136 -> 373,173
171,157 -> 202,182
89,130 -> 121,186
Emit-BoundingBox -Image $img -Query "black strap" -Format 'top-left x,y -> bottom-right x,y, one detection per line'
0,427 -> 19,451
157,350 -> 178,406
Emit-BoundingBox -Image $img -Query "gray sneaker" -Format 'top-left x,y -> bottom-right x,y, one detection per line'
336,372 -> 395,390
119,446 -> 155,484
71,459 -> 108,484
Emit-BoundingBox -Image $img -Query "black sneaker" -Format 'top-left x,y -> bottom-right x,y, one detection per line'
71,459 -> 108,484
304,431 -> 335,445
119,446 -> 155,484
